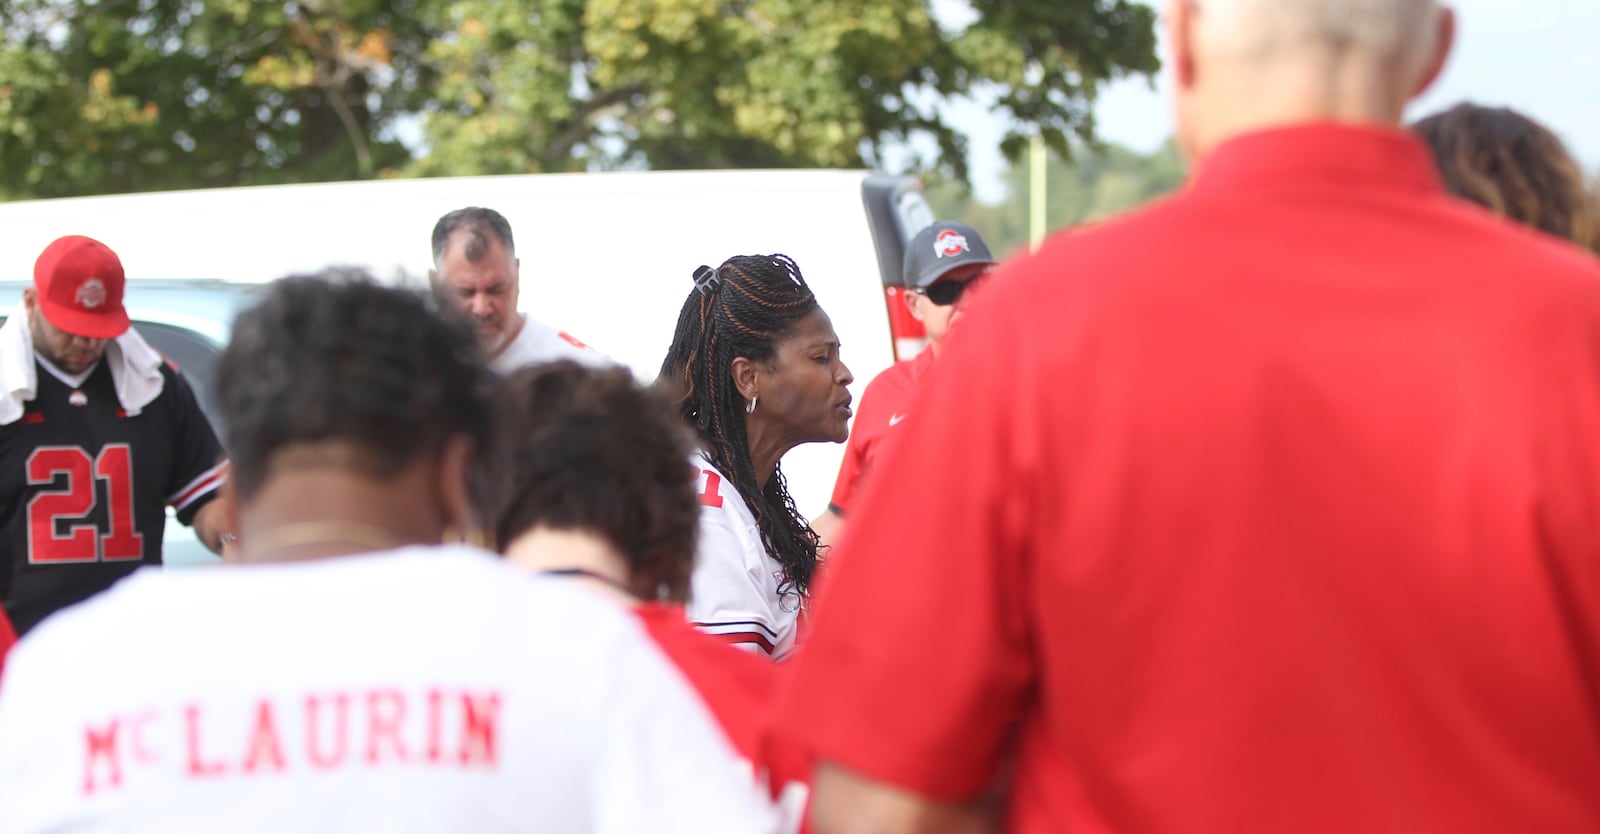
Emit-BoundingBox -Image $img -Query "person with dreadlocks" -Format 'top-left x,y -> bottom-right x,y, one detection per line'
658,254 -> 854,661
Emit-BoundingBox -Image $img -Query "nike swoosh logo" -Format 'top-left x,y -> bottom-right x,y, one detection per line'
888,413 -> 907,426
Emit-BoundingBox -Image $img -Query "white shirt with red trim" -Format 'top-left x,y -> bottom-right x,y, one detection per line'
686,456 -> 800,661
0,545 -> 777,834
489,314 -> 612,375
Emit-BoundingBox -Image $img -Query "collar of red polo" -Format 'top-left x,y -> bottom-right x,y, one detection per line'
1187,121 -> 1444,198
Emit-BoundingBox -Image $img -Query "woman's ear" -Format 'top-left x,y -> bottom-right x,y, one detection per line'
729,356 -> 761,402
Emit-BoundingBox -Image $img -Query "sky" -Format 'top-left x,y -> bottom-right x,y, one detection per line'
946,0 -> 1600,204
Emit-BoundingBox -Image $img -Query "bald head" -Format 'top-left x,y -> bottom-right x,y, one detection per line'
1169,0 -> 1454,158
1195,0 -> 1442,60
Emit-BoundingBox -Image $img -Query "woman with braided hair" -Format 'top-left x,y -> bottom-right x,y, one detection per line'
659,254 -> 854,660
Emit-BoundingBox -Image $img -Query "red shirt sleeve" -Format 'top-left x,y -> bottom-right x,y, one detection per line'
778,279 -> 1040,801
827,367 -> 900,516
0,606 -> 16,683
636,605 -> 812,800
827,409 -> 872,515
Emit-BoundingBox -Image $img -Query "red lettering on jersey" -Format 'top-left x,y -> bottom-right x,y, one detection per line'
365,688 -> 409,765
425,688 -> 445,764
96,445 -> 144,561
27,444 -> 144,564
131,709 -> 161,765
22,412 -> 44,424
83,719 -> 122,796
242,700 -> 287,774
557,331 -> 589,349
115,408 -> 128,419
305,692 -> 351,770
459,691 -> 501,767
691,465 -> 725,508
72,687 -> 507,789
184,704 -> 228,779
28,448 -> 97,563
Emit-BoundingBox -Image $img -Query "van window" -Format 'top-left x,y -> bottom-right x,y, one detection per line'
134,322 -> 224,433
896,190 -> 935,240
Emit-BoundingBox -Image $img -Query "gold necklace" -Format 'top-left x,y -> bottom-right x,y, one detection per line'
238,521 -> 409,560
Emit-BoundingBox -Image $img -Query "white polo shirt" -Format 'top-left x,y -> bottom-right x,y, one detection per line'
489,315 -> 613,375
0,545 -> 775,834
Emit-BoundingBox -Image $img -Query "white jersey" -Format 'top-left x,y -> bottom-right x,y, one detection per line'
686,456 -> 801,661
489,314 -> 613,375
0,545 -> 776,834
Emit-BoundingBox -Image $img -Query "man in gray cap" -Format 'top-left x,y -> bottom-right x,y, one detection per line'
813,221 -> 996,546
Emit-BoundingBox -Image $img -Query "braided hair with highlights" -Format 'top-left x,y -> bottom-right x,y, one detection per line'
658,254 -> 823,601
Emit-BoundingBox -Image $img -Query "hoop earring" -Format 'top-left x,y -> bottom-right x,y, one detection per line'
746,395 -> 758,415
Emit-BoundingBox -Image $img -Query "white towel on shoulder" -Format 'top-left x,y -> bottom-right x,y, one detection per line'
0,307 -> 166,425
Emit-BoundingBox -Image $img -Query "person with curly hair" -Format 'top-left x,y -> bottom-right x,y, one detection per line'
0,272 -> 775,834
487,361 -> 702,603
484,360 -> 811,832
658,254 -> 854,660
1413,102 -> 1598,250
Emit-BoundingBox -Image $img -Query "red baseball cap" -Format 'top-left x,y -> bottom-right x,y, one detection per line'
32,235 -> 131,339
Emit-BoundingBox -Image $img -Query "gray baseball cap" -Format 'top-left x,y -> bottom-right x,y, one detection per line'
902,221 -> 996,289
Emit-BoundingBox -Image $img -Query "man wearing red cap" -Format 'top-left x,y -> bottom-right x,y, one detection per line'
0,235 -> 230,635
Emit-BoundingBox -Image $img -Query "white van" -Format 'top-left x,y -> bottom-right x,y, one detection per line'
0,170 -> 936,519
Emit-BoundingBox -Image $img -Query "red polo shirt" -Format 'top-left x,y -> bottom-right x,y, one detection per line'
828,348 -> 936,516
0,607 -> 13,682
782,123 -> 1600,833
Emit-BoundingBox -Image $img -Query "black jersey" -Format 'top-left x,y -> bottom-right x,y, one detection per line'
0,360 -> 226,634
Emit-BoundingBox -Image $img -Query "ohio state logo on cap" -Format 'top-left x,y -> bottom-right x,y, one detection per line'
934,228 -> 970,259
75,279 -> 107,309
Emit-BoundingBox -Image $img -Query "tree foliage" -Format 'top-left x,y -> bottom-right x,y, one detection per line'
0,0 -> 433,198
927,138 -> 1186,258
1,0 -> 1158,199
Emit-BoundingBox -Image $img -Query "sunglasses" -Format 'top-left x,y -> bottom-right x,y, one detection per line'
914,270 -> 990,306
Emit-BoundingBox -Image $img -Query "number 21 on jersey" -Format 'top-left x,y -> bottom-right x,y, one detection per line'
690,465 -> 725,509
26,444 -> 144,564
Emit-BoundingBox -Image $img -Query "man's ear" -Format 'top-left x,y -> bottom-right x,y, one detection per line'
904,290 -> 927,324
730,356 -> 761,403
1170,0 -> 1198,91
435,435 -> 483,548
1411,6 -> 1455,98
21,287 -> 35,316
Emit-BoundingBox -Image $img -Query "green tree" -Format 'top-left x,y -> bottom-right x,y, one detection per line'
0,0 -> 432,199
1,0 -> 1159,199
927,138 -> 1186,258
411,0 -> 1159,178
